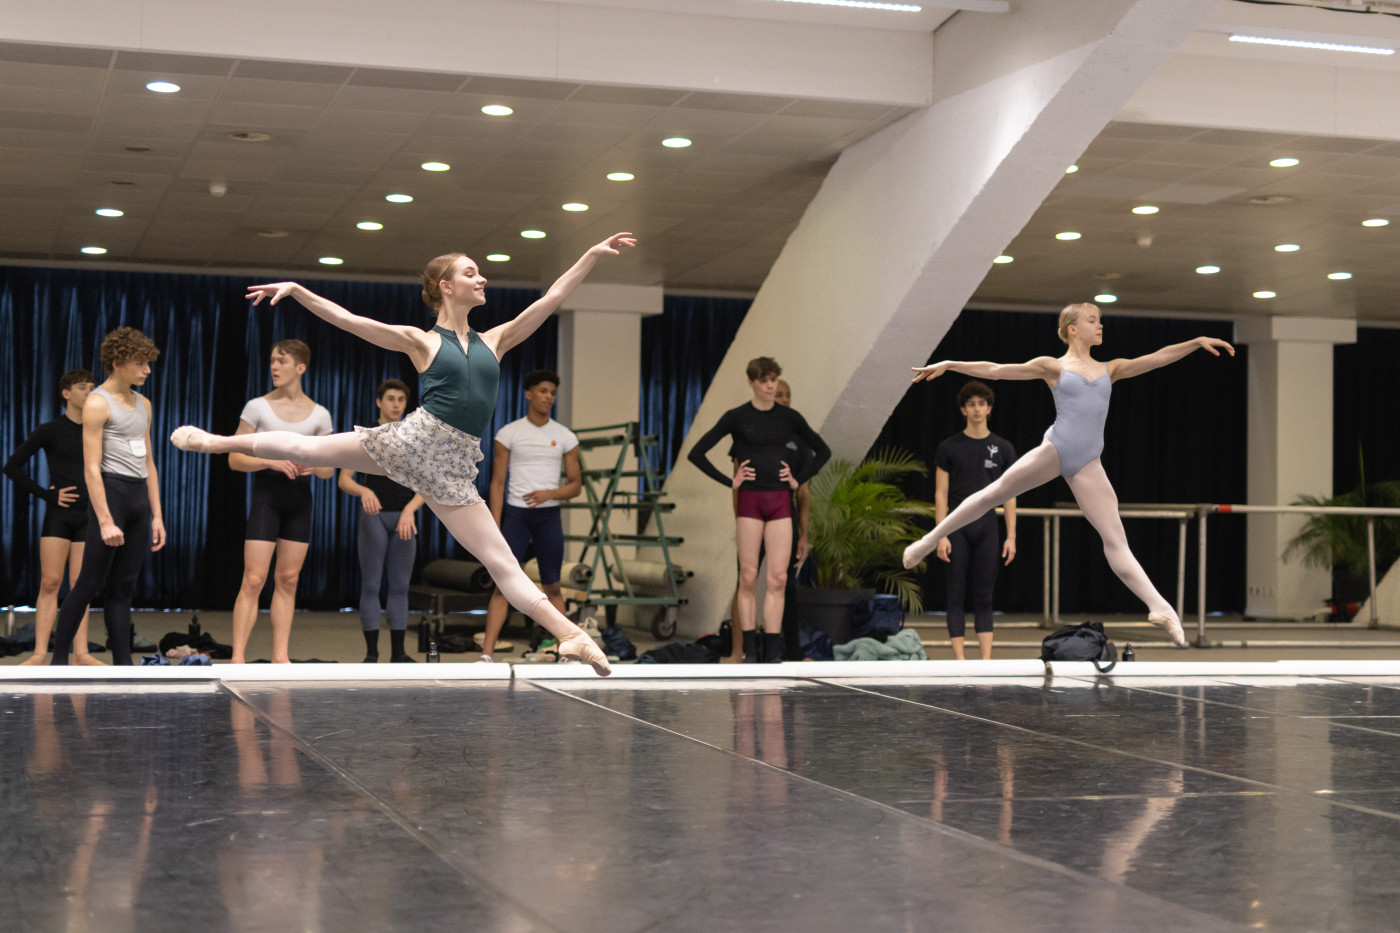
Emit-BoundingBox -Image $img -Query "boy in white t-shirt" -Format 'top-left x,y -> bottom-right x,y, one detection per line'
481,370 -> 581,661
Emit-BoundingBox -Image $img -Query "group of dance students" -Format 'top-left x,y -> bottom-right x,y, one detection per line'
6,227 -> 1234,670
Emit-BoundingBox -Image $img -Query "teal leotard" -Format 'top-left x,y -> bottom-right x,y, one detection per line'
420,326 -> 500,437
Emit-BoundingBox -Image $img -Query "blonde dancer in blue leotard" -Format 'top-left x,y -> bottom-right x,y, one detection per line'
902,303 -> 1233,648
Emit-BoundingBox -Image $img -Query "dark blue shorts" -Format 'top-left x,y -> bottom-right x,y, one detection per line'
501,505 -> 565,585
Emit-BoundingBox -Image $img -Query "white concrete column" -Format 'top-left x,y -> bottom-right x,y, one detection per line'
555,283 -> 662,581
1234,316 -> 1356,620
664,0 -> 1221,635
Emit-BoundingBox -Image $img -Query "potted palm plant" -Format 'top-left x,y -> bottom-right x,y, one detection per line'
796,448 -> 937,643
1284,473 -> 1400,619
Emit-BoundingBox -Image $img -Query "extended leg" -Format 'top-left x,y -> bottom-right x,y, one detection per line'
174,429 -> 383,473
1066,460 -> 1186,647
428,499 -> 609,675
904,440 -> 1062,569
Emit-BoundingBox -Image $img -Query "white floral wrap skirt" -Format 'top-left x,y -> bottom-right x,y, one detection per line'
355,407 -> 484,506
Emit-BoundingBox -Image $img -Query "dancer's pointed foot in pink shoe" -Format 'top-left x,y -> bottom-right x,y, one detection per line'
1149,610 -> 1188,648
557,633 -> 612,676
170,426 -> 214,453
903,535 -> 935,570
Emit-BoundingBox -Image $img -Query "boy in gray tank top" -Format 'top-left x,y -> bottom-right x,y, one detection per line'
51,327 -> 165,665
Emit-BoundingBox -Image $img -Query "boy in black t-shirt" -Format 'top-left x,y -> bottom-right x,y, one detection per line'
931,381 -> 1017,660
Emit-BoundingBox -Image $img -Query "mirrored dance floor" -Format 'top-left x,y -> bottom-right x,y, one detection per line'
5,670 -> 1400,931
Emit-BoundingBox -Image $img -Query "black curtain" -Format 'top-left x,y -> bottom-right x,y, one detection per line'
640,294 -> 752,478
1,265 -> 546,610
869,309 -> 1248,616
1335,327 -> 1400,493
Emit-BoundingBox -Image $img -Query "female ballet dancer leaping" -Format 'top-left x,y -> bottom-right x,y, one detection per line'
902,303 -> 1234,648
171,232 -> 638,674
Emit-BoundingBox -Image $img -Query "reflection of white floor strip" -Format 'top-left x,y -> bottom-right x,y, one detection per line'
6,658 -> 1400,684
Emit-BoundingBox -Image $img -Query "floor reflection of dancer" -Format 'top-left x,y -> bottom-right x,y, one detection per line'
51,328 -> 166,665
229,339 -> 334,664
902,303 -> 1234,647
3,370 -> 104,665
171,234 -> 637,675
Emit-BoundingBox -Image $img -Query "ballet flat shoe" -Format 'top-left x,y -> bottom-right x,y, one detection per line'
902,543 -> 925,570
557,634 -> 612,677
170,426 -> 213,453
1149,611 -> 1188,649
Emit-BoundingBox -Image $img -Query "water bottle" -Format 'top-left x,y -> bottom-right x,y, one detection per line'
427,641 -> 440,663
188,614 -> 201,637
1122,643 -> 1136,662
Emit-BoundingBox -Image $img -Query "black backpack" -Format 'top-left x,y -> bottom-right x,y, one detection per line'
1040,621 -> 1117,673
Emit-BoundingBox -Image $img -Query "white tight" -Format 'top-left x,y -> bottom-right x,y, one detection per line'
908,439 -> 1172,616
234,430 -> 577,636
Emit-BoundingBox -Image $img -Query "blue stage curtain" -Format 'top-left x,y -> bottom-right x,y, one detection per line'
640,294 -> 752,478
1,265 -> 547,611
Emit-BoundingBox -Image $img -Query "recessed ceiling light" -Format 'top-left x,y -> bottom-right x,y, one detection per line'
607,172 -> 635,181
1094,293 -> 1118,303
1363,218 -> 1390,227
226,131 -> 272,142
95,208 -> 124,217
356,221 -> 383,231
1328,272 -> 1353,280
421,162 -> 450,172
1065,164 -> 1079,174
662,137 -> 692,148
145,81 -> 180,93
1055,231 -> 1081,240
481,104 -> 513,116
1196,265 -> 1221,275
520,229 -> 546,239
1253,290 -> 1277,299
1229,34 -> 1395,55
992,255 -> 1014,264
1132,205 -> 1159,215
319,256 -> 344,265
486,254 -> 511,262
80,246 -> 107,255
1269,157 -> 1300,168
769,0 -> 922,10
385,194 -> 413,203
1274,243 -> 1300,252
561,202 -> 589,212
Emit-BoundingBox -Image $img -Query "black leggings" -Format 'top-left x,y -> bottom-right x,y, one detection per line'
51,474 -> 151,665
945,512 -> 999,639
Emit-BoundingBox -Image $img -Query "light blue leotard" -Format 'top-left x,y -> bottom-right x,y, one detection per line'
1043,362 -> 1111,478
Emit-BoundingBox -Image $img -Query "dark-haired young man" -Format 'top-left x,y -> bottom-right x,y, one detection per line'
51,328 -> 165,665
689,356 -> 830,663
229,338 -> 334,664
338,379 -> 425,662
932,381 -> 1017,660
4,369 -> 104,664
480,370 -> 581,661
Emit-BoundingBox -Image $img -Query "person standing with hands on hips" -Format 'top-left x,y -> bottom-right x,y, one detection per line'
480,370 -> 581,662
338,379 -> 425,663
931,381 -> 1017,660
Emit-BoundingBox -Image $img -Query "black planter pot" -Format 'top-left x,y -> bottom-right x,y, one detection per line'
793,586 -> 875,646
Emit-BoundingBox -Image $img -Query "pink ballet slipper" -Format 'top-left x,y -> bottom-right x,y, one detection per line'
557,634 -> 612,676
903,539 -> 930,570
170,426 -> 213,453
1149,611 -> 1188,649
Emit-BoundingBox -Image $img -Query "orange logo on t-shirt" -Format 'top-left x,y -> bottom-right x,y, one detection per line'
550,440 -> 557,446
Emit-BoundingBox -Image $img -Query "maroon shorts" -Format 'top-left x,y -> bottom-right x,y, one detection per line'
736,488 -> 792,522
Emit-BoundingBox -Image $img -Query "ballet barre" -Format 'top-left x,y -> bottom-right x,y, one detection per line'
1007,506 -> 1195,635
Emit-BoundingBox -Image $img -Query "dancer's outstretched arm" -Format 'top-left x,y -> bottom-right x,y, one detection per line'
244,283 -> 437,370
1108,337 -> 1234,381
912,357 -> 1060,384
486,233 -> 636,357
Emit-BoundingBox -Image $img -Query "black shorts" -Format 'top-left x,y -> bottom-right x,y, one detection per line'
246,473 -> 313,543
41,504 -> 89,542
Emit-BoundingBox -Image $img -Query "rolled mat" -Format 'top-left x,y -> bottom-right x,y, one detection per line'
421,559 -> 493,593
616,560 -> 686,589
523,560 -> 593,587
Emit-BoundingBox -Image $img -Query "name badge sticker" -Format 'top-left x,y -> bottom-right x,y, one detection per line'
129,439 -> 148,458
